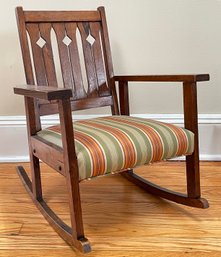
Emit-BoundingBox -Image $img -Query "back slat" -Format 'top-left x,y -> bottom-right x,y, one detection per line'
26,23 -> 47,85
65,23 -> 87,99
39,23 -> 57,87
53,23 -> 74,90
78,22 -> 98,97
89,22 -> 110,96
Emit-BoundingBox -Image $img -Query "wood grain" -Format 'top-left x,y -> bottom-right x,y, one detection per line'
0,162 -> 221,256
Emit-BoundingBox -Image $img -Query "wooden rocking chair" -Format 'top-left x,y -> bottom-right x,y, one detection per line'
14,6 -> 209,253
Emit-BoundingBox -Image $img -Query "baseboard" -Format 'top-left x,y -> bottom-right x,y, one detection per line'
0,156 -> 30,163
0,114 -> 221,162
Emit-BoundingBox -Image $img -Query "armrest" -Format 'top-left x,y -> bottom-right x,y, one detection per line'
116,74 -> 209,116
114,74 -> 210,82
14,85 -> 73,100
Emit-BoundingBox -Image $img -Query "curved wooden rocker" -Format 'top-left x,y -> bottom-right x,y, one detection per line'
14,6 -> 209,253
122,169 -> 208,209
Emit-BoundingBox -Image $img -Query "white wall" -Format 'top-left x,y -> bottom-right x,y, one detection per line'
0,0 -> 220,161
0,0 -> 219,115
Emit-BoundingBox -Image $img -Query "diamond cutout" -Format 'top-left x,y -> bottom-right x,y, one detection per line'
36,37 -> 46,48
62,36 -> 72,46
86,34 -> 95,46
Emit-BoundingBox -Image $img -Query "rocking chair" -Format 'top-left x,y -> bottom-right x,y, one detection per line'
14,6 -> 209,253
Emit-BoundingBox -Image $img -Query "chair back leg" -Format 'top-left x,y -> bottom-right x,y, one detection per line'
183,81 -> 201,199
186,152 -> 201,198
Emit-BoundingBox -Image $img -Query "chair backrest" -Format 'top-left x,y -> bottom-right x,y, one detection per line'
16,7 -> 119,116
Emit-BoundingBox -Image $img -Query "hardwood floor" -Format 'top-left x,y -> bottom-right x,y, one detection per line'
0,162 -> 221,256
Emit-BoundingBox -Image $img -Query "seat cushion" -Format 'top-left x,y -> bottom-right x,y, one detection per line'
37,115 -> 194,181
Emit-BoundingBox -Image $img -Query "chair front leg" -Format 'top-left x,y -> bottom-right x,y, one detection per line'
58,98 -> 91,253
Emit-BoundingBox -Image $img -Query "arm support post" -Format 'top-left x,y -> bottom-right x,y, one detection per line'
119,81 -> 129,115
183,81 -> 200,198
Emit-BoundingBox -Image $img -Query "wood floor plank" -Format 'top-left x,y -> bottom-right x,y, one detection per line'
0,162 -> 221,256
0,250 -> 221,257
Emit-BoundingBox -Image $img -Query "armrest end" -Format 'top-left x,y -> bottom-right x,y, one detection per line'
194,74 -> 210,82
14,85 -> 73,100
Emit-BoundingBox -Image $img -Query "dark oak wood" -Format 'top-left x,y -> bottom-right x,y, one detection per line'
14,6 -> 210,254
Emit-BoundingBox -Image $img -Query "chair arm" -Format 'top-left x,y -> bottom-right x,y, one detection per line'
14,85 -> 73,100
114,74 -> 209,83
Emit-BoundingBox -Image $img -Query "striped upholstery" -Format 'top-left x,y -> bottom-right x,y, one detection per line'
37,116 -> 194,181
